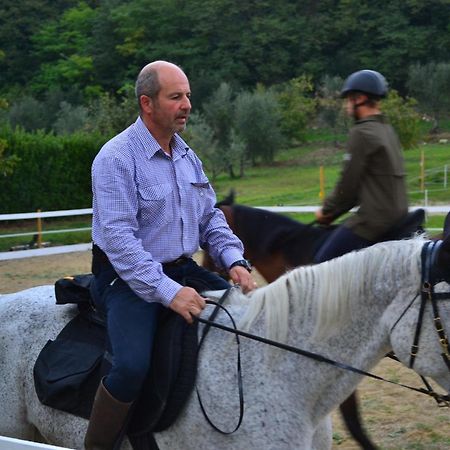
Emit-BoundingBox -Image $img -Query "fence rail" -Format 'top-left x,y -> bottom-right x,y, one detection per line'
0,436 -> 72,450
0,205 -> 449,261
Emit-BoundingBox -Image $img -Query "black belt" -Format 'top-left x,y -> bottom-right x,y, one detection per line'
162,256 -> 192,268
92,244 -> 191,273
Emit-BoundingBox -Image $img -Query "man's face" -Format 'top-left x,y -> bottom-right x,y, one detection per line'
344,93 -> 366,119
150,67 -> 191,136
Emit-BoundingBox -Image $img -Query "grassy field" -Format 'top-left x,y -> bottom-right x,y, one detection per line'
0,139 -> 449,252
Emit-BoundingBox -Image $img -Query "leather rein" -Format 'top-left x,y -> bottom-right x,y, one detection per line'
195,245 -> 450,433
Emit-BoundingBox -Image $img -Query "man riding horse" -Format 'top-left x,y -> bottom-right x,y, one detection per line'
315,69 -> 409,263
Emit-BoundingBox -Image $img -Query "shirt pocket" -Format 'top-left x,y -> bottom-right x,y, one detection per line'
137,183 -> 174,226
187,180 -> 210,217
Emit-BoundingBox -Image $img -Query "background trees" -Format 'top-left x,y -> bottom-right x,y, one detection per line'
0,0 -> 449,188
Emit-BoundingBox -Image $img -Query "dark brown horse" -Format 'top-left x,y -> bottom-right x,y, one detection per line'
204,191 -> 428,450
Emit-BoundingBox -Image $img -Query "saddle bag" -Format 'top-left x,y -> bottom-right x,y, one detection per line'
33,313 -> 109,419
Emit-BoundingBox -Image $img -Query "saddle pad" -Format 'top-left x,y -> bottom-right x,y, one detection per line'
33,307 -> 198,434
128,310 -> 198,435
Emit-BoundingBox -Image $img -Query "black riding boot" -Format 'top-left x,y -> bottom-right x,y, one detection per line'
84,379 -> 132,450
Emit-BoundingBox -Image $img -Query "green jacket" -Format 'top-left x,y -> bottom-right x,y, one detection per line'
322,114 -> 408,241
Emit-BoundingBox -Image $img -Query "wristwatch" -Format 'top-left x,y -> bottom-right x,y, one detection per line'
229,259 -> 252,273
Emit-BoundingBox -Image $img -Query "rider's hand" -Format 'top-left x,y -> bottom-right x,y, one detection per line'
169,286 -> 206,324
229,265 -> 257,294
315,208 -> 334,225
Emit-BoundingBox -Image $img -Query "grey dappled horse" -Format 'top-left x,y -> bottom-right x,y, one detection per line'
1,236 -> 450,449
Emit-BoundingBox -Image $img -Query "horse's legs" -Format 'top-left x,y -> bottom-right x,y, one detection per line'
311,415 -> 332,450
339,391 -> 378,450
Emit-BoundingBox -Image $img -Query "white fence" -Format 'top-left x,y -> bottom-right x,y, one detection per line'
0,205 -> 449,261
0,436 -> 72,450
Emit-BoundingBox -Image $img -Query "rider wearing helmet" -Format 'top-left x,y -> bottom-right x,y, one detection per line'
314,70 -> 408,263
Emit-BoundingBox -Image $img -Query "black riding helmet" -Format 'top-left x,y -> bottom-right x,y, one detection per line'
340,70 -> 388,99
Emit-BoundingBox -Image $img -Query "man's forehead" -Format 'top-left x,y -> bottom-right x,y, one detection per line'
158,67 -> 190,93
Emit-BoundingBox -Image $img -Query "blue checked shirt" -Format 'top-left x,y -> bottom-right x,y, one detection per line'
92,117 -> 244,306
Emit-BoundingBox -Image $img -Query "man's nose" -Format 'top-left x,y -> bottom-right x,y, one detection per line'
181,95 -> 191,110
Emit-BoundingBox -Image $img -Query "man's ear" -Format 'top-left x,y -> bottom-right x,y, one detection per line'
139,95 -> 153,114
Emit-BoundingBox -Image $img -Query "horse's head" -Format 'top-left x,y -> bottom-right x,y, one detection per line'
436,233 -> 450,283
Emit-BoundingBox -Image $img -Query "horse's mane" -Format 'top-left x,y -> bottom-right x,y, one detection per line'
239,237 -> 426,342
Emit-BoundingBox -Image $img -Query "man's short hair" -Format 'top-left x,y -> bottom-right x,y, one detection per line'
135,66 -> 160,108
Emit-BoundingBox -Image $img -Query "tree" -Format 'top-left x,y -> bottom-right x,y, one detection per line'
30,2 -> 98,96
316,75 -> 347,146
407,62 -> 450,132
234,86 -> 283,166
382,90 -> 423,150
276,76 -> 316,144
0,137 -> 20,177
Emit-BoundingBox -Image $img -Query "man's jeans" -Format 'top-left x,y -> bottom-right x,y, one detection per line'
313,225 -> 373,264
90,258 -> 230,402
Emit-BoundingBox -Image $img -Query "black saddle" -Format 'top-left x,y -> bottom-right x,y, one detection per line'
380,208 -> 425,241
34,274 -> 200,447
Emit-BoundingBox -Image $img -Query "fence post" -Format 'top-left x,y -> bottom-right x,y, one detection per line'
420,149 -> 425,192
444,164 -> 448,189
319,165 -> 325,200
36,209 -> 42,248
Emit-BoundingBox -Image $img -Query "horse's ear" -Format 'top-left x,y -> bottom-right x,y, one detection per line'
215,189 -> 236,207
437,234 -> 450,280
443,211 -> 450,239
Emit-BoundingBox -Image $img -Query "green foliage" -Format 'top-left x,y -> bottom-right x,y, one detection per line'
382,90 -> 424,149
276,76 -> 316,143
407,61 -> 450,131
8,96 -> 49,132
53,101 -> 89,135
234,86 -> 284,165
30,1 -> 97,95
0,125 -> 106,213
84,88 -> 137,136
182,112 -> 223,179
0,138 -> 20,176
315,74 -> 349,144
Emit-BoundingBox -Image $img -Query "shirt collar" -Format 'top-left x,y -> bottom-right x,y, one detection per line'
356,113 -> 386,125
134,116 -> 190,159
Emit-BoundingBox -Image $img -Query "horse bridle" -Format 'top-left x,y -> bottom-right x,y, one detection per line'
408,240 -> 450,370
390,239 -> 450,406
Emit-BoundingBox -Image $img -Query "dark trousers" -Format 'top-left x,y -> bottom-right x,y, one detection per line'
90,258 -> 230,403
313,225 -> 374,264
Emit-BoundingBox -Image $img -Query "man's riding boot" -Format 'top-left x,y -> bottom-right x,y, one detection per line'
84,379 -> 132,450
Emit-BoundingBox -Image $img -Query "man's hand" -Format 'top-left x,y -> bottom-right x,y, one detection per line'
169,286 -> 206,324
229,266 -> 257,294
315,208 -> 334,225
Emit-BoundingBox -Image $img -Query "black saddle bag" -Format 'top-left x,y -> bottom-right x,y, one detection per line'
33,312 -> 109,419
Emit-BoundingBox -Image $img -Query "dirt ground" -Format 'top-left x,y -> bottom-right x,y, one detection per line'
1,251 -> 450,449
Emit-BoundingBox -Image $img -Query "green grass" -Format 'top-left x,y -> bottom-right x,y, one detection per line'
1,140 -> 448,252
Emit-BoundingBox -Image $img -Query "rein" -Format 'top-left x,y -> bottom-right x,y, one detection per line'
195,304 -> 450,407
196,241 -> 450,433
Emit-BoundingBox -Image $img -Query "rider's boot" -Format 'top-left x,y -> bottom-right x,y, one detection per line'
84,378 -> 132,450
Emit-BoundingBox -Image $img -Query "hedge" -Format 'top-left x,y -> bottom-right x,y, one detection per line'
0,126 -> 108,213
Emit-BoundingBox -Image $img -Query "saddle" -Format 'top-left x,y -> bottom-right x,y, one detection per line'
33,274 -> 199,447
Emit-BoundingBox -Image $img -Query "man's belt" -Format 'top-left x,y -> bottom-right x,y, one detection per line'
92,244 -> 191,274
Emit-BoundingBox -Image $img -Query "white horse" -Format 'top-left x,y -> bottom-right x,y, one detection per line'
1,236 -> 450,450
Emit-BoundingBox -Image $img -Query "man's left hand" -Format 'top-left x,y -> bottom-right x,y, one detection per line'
229,266 -> 257,293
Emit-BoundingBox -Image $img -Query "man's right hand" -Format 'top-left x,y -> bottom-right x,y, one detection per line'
315,208 -> 334,225
168,286 -> 206,324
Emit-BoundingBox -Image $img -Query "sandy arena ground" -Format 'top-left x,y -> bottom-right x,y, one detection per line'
1,250 -> 449,449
